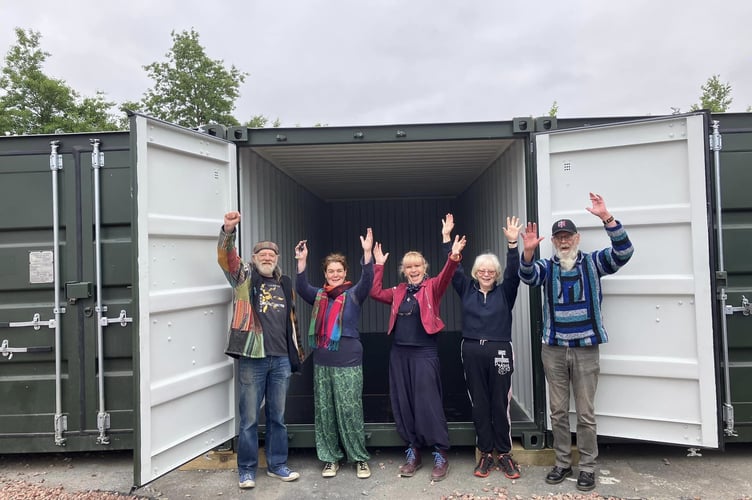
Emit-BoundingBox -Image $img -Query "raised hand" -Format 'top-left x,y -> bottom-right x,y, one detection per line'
294,240 -> 308,261
521,222 -> 544,254
451,234 -> 467,257
361,228 -> 374,263
441,213 -> 455,242
586,192 -> 610,220
373,242 -> 390,265
502,215 -> 523,242
223,211 -> 241,232
360,228 -> 373,252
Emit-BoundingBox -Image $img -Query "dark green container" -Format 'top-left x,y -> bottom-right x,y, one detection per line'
1,112 -> 751,486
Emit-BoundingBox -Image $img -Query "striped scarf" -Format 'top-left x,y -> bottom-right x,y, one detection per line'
308,282 -> 352,351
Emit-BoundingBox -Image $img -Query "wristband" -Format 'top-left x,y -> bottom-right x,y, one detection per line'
602,215 -> 615,225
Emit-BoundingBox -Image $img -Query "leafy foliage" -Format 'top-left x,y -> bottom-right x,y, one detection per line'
690,74 -> 732,112
244,115 -> 281,128
548,100 -> 559,117
0,28 -> 120,134
139,29 -> 247,128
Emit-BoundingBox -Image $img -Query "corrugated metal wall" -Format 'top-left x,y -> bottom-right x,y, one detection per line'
455,140 -> 533,420
238,148 -> 328,342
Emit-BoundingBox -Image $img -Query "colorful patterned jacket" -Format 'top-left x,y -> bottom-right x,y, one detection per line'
217,228 -> 304,372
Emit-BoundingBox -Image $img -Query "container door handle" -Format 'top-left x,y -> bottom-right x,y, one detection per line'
1,339 -> 54,361
724,296 -> 750,317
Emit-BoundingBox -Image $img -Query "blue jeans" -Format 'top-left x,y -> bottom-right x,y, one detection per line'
237,356 -> 291,474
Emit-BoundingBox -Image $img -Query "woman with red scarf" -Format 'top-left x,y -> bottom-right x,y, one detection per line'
295,228 -> 374,480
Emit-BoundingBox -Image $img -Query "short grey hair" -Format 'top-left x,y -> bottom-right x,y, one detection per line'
470,253 -> 502,283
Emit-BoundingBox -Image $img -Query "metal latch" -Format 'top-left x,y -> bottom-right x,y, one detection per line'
725,296 -> 751,316
98,308 -> 133,327
0,313 -> 58,330
1,339 -> 53,360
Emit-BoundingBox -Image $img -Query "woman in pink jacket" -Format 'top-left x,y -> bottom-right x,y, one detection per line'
369,229 -> 466,482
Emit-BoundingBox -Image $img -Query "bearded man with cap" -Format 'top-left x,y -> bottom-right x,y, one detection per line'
518,193 -> 633,493
218,210 -> 304,490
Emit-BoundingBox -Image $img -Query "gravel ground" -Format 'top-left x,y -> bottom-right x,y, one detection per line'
0,478 -> 145,500
0,474 -> 621,500
3,443 -> 752,499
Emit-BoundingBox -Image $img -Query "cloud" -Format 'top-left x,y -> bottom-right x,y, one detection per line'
1,0 -> 751,126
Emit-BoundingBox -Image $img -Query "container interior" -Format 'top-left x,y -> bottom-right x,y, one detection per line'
237,134 -> 535,437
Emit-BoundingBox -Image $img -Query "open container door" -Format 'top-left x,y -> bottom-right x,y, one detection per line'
534,113 -> 719,447
130,114 -> 238,486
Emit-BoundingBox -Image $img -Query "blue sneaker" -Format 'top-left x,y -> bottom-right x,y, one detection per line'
267,465 -> 300,482
238,470 -> 256,489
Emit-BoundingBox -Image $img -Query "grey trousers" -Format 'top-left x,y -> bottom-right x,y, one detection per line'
541,344 -> 600,473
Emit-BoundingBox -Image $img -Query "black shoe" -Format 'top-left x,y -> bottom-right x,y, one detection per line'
545,465 -> 572,484
473,452 -> 494,478
576,470 -> 596,491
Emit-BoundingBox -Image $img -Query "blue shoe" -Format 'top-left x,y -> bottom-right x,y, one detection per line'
238,470 -> 256,489
267,465 -> 300,482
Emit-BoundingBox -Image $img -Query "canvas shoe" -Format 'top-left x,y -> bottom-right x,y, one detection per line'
238,471 -> 256,489
356,461 -> 371,479
267,465 -> 300,482
322,461 -> 339,478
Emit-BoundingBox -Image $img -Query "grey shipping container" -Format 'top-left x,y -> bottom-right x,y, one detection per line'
0,111 -> 750,487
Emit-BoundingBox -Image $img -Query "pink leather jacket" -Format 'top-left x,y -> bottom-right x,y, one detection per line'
370,253 -> 460,335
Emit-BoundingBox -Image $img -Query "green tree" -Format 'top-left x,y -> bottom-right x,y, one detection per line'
140,29 -> 247,128
690,74 -> 733,112
548,100 -> 559,117
0,28 -> 120,134
244,115 -> 281,128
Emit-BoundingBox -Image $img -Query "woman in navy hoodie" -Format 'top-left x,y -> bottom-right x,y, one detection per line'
441,213 -> 522,481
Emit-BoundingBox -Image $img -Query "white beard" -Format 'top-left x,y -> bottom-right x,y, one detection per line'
256,262 -> 276,277
556,246 -> 578,271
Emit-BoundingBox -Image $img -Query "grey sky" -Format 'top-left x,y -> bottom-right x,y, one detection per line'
1,0 -> 750,127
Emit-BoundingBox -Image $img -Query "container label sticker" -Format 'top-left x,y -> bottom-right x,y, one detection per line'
29,251 -> 54,284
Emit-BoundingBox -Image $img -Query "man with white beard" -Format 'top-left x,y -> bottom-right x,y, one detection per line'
218,211 -> 305,491
518,193 -> 633,493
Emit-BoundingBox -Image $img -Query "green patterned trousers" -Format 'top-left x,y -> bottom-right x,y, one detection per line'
314,364 -> 370,463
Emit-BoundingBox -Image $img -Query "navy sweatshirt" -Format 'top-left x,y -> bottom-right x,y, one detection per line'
443,242 -> 520,341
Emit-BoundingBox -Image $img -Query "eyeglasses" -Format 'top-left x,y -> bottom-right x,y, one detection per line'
476,269 -> 497,276
553,233 -> 576,242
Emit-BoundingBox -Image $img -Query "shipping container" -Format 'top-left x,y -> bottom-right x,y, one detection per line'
0,111 -> 750,487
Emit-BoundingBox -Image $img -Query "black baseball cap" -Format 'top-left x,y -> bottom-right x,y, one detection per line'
552,219 -> 577,235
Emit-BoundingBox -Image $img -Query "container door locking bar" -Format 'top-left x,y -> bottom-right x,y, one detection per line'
50,140 -> 67,446
724,296 -> 750,317
1,339 -> 54,360
90,139 -> 133,445
710,121 -> 738,437
0,313 -> 58,330
98,308 -> 133,327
